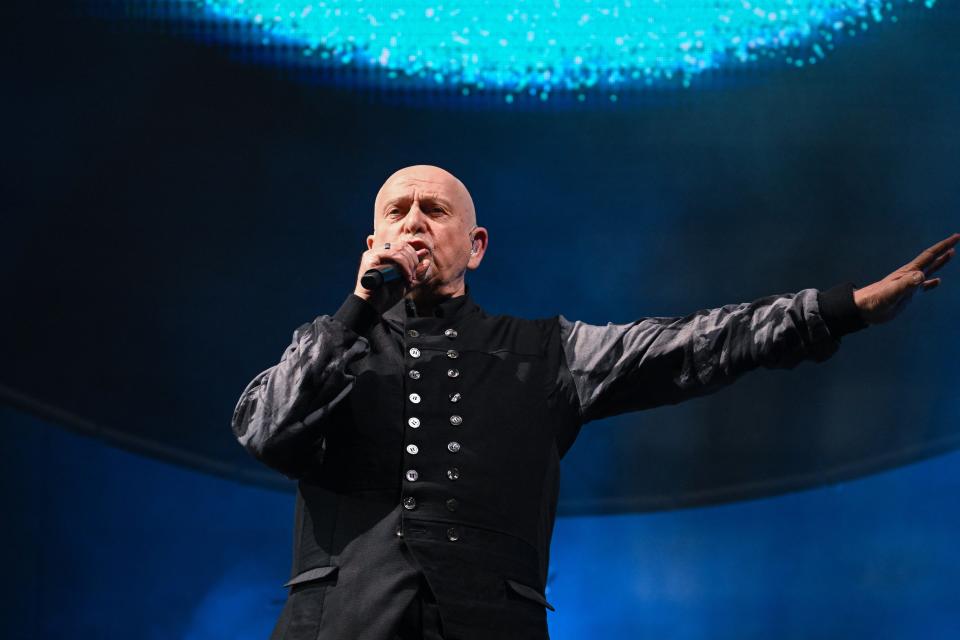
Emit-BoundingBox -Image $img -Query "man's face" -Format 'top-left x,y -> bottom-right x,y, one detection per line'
369,165 -> 485,295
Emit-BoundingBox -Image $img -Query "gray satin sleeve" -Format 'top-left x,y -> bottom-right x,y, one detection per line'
559,288 -> 840,423
230,315 -> 369,476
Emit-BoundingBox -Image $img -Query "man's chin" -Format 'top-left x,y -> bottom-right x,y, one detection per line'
407,279 -> 443,299
406,282 -> 432,297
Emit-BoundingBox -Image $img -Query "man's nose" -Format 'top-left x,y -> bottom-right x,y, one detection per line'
401,202 -> 428,234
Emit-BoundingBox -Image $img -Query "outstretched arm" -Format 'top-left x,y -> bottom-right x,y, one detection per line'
559,288 -> 843,423
559,233 -> 958,424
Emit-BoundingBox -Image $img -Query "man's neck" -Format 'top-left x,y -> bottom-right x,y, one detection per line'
406,280 -> 466,317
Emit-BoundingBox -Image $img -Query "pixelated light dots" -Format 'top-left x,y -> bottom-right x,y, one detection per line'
174,0 -> 938,100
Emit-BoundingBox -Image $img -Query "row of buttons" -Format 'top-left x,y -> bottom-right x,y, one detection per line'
405,441 -> 461,455
407,328 -> 458,339
404,467 -> 459,483
406,394 -> 461,414
404,415 -> 464,429
408,347 -> 460,359
409,369 -> 467,381
407,377 -> 459,405
402,496 -> 460,512
401,326 -> 463,542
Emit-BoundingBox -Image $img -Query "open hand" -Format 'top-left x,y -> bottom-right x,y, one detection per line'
853,233 -> 959,325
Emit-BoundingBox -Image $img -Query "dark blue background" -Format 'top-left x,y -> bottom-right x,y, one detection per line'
3,0 -> 959,636
5,406 -> 960,638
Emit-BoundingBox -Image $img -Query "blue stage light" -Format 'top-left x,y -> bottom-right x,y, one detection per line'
133,0 -> 938,101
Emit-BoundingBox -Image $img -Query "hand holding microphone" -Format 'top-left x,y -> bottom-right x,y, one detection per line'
353,240 -> 431,313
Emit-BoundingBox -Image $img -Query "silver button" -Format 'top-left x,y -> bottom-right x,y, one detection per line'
408,369 -> 421,380
449,415 -> 463,426
409,347 -> 421,358
408,417 -> 421,429
447,441 -> 461,453
396,526 -> 403,537
407,329 -> 419,338
446,349 -> 459,359
408,393 -> 421,404
447,467 -> 460,481
446,498 -> 459,512
403,496 -> 417,510
449,392 -> 461,403
444,328 -> 458,339
447,368 -> 460,378
446,526 -> 459,541
405,469 -> 419,482
406,444 -> 419,455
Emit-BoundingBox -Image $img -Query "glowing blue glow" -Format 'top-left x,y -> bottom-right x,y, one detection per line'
151,0 -> 938,97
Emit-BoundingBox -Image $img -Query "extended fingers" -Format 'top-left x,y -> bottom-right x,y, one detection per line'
923,247 -> 955,277
908,232 -> 960,270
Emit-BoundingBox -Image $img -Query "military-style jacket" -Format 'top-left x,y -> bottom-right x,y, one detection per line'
231,283 -> 865,640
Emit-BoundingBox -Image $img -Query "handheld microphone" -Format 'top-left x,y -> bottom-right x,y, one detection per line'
361,264 -> 403,290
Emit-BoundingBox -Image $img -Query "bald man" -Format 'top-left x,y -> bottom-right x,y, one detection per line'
356,165 -> 488,316
232,165 -> 957,640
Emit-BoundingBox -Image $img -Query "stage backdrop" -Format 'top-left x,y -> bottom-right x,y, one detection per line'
4,0 -> 958,514
4,0 -> 960,638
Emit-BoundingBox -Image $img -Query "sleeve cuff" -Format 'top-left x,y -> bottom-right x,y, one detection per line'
333,294 -> 380,336
818,282 -> 868,338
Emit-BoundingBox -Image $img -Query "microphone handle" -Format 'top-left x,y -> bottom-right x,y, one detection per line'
361,264 -> 403,290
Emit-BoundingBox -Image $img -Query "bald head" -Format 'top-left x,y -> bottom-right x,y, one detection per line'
373,165 -> 476,230
366,164 -> 489,303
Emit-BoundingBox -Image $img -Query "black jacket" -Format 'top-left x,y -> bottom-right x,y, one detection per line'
231,283 -> 865,639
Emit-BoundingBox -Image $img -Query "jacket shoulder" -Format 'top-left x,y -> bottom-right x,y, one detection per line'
470,308 -> 561,353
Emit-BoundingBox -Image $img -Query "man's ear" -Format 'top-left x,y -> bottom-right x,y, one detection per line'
366,234 -> 375,250
467,226 -> 489,270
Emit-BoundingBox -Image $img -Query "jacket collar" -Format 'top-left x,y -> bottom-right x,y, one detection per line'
383,284 -> 478,330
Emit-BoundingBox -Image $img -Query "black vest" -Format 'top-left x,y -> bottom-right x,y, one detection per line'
286,293 -> 582,638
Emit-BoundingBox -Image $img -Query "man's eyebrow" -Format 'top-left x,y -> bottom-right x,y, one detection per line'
382,195 -> 453,211
381,196 -> 409,212
422,195 -> 454,208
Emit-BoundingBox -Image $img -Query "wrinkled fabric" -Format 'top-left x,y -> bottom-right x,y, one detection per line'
559,288 -> 838,422
231,316 -> 369,477
231,285 -> 853,640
